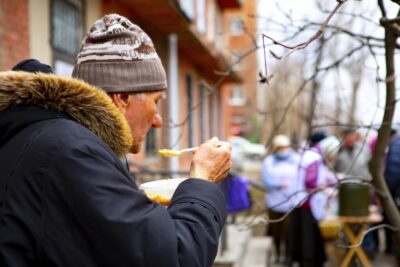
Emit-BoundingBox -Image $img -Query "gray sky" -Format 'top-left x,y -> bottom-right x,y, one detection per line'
256,0 -> 400,130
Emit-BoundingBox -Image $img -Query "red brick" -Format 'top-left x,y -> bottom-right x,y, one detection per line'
0,0 -> 29,70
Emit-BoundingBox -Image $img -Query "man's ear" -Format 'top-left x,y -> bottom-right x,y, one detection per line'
110,93 -> 130,112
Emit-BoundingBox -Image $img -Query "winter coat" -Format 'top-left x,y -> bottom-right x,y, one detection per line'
334,142 -> 372,181
0,72 -> 226,267
384,135 -> 400,207
261,152 -> 302,213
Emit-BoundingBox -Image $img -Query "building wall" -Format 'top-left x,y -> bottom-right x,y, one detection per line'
29,0 -> 51,65
29,0 -> 100,68
224,0 -> 258,138
221,83 -> 233,138
84,0 -> 101,31
1,0 -> 243,172
0,0 -> 30,70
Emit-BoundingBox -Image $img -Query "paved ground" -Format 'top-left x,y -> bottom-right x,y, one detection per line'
214,223 -> 397,267
265,241 -> 397,267
268,253 -> 397,267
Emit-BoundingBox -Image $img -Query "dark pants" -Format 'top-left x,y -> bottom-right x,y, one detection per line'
288,208 -> 326,267
267,210 -> 290,261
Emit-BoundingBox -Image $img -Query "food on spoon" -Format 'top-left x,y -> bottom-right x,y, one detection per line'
158,149 -> 181,157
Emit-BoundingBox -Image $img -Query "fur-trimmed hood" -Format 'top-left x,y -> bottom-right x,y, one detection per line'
0,71 -> 132,156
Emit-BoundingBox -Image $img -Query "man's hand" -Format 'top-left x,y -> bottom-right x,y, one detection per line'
190,137 -> 232,183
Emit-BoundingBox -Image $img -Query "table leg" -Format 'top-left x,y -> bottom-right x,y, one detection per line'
340,223 -> 372,267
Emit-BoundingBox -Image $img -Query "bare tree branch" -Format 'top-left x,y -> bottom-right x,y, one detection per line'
260,0 -> 348,80
378,0 -> 387,17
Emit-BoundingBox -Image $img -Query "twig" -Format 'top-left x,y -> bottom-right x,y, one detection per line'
260,0 -> 348,79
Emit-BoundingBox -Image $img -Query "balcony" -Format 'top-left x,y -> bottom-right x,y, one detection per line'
103,0 -> 241,83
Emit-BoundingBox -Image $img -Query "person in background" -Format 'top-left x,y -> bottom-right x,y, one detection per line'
0,14 -> 232,267
288,135 -> 341,267
334,128 -> 371,181
308,131 -> 327,148
309,135 -> 341,221
261,134 -> 300,264
335,128 -> 378,258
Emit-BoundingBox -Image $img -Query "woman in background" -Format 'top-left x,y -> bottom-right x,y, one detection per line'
261,135 -> 300,264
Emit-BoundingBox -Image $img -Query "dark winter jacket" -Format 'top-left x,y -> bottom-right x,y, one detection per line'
0,72 -> 227,267
384,135 -> 400,207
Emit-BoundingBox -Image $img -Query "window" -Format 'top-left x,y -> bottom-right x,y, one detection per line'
230,16 -> 244,36
180,0 -> 195,20
217,90 -> 222,138
229,85 -> 245,106
209,93 -> 215,138
206,1 -> 216,42
51,0 -> 83,75
196,0 -> 206,34
145,128 -> 157,156
215,8 -> 223,50
199,82 -> 206,142
186,74 -> 195,147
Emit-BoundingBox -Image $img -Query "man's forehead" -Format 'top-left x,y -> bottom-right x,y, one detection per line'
140,90 -> 167,99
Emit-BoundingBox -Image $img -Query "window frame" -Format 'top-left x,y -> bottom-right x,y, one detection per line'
50,0 -> 85,68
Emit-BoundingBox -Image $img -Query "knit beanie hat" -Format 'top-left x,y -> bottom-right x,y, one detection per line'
309,131 -> 327,147
72,14 -> 167,93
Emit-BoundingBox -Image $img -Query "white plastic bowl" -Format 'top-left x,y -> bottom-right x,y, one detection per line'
139,178 -> 187,205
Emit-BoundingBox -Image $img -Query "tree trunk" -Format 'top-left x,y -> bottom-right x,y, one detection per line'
368,25 -> 400,264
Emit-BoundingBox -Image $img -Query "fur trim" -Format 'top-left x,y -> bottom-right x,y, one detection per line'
0,71 -> 132,156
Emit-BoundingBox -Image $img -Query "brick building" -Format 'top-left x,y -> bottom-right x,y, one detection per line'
0,0 -> 258,173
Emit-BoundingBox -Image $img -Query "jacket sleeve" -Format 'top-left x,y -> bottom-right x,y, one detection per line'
47,138 -> 226,267
261,157 -> 281,190
384,137 -> 400,189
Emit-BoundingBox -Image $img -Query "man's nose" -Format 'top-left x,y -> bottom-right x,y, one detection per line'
152,114 -> 163,128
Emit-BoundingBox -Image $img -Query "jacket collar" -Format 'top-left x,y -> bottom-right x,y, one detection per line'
0,71 -> 132,156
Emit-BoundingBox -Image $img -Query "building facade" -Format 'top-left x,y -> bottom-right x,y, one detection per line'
0,0 -> 258,173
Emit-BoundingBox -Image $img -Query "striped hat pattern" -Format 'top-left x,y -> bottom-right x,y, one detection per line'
72,14 -> 167,93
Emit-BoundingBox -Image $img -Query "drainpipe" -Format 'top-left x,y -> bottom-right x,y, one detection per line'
168,34 -> 179,174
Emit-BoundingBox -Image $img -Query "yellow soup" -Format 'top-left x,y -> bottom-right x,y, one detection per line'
148,194 -> 170,206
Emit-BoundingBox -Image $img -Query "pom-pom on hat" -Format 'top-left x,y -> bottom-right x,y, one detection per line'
72,14 -> 167,93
